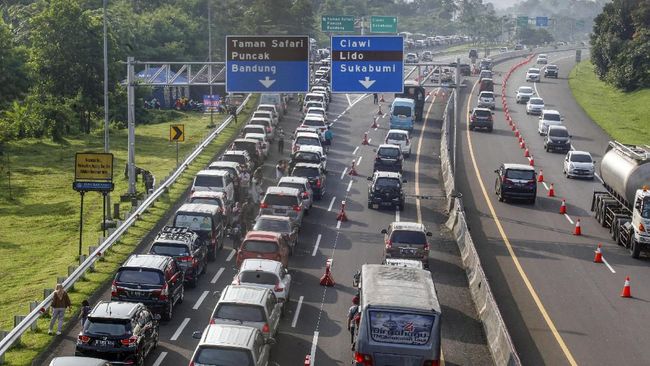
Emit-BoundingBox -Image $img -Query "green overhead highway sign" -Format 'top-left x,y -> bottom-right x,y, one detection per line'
322,15 -> 355,33
517,16 -> 529,28
370,16 -> 398,33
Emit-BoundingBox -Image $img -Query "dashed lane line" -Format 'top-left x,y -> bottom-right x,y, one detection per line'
312,234 -> 322,257
292,296 -> 305,327
602,257 -> 616,274
564,214 -> 575,225
152,352 -> 168,366
170,318 -> 190,341
340,168 -> 348,180
193,291 -> 209,310
356,156 -> 362,167
211,267 -> 224,284
327,196 -> 336,212
353,146 -> 359,155
346,180 -> 353,192
225,249 -> 236,262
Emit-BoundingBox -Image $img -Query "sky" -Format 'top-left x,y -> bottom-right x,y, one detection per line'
485,0 -> 522,9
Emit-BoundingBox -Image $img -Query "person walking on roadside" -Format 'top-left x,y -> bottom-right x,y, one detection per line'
277,128 -> 285,154
373,93 -> 378,104
80,299 -> 91,327
276,161 -> 285,181
49,284 -> 71,335
347,295 -> 360,349
324,126 -> 333,153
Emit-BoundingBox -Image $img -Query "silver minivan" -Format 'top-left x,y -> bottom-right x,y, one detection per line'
259,186 -> 304,227
192,170 -> 236,203
277,176 -> 313,211
191,324 -> 276,366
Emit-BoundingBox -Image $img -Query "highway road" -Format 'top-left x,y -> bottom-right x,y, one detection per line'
456,49 -> 650,366
41,51 -> 493,366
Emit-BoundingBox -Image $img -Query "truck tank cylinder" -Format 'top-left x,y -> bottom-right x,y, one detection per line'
599,142 -> 650,206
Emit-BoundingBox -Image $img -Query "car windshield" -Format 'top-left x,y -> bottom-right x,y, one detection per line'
642,198 -> 650,219
529,98 -> 544,105
506,169 -> 535,180
549,128 -> 569,137
258,106 -> 275,113
392,106 -> 412,117
150,243 -> 190,257
244,127 -> 265,135
295,137 -> 320,146
223,155 -> 245,164
116,269 -> 164,285
239,271 -> 279,286
292,167 -> 319,178
279,182 -> 306,193
544,113 -> 561,121
547,65 -> 558,70
570,154 -> 592,163
215,303 -> 266,322
250,119 -> 270,128
84,319 -> 129,336
254,219 -> 291,233
305,95 -> 322,102
233,141 -> 256,152
375,178 -> 400,189
293,152 -> 320,163
387,132 -> 406,141
263,194 -> 297,206
307,109 -> 324,116
194,175 -> 224,188
303,119 -> 325,127
390,230 -> 427,245
190,198 -> 222,207
528,69 -> 540,73
194,346 -> 254,366
242,240 -> 279,254
175,214 -> 213,231
480,92 -> 494,99
378,148 -> 400,158
518,87 -> 533,94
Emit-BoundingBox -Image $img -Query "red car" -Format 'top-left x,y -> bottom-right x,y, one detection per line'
236,231 -> 290,268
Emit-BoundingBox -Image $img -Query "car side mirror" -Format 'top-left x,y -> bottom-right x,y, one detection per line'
192,331 -> 203,339
569,135 -> 573,138
491,112 -> 495,115
539,116 -> 542,119
426,232 -> 433,237
367,176 -> 373,181
380,229 -> 388,234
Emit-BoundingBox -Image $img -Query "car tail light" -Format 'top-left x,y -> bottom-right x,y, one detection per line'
178,256 -> 193,263
423,361 -> 439,366
159,283 -> 169,301
386,240 -> 392,249
189,362 -> 195,366
315,179 -> 321,188
111,281 -> 118,297
640,223 -> 646,232
293,205 -> 302,212
527,180 -> 536,186
302,192 -> 309,199
293,145 -> 299,152
274,283 -> 284,292
424,243 -> 430,251
120,335 -> 138,347
266,127 -> 271,133
78,335 -> 90,344
262,323 -> 270,334
354,352 -> 374,365
471,115 -> 476,122
260,202 -> 269,209
209,318 -> 215,325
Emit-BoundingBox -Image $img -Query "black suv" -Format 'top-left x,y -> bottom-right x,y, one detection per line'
149,226 -> 207,288
450,62 -> 471,76
469,108 -> 494,132
75,301 -> 159,365
494,163 -> 537,204
367,171 -> 406,210
373,144 -> 404,173
291,162 -> 326,200
112,254 -> 184,320
544,64 -> 559,78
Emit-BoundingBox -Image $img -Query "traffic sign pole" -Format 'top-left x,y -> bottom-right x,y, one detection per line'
176,141 -> 179,167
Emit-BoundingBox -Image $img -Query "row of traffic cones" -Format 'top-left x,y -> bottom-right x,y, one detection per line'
592,243 -> 632,297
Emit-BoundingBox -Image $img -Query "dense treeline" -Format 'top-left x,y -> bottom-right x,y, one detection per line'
590,0 -> 649,91
0,0 -> 503,149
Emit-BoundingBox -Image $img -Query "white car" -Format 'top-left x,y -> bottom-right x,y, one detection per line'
538,109 -> 564,135
278,176 -> 314,210
385,129 -> 412,157
477,91 -> 495,110
249,117 -> 274,139
563,151 -> 595,179
516,86 -> 535,104
526,97 -> 545,115
536,54 -> 548,64
252,109 -> 278,127
301,114 -> 329,134
302,100 -> 326,114
405,53 -> 419,63
525,68 -> 541,82
233,259 -> 292,303
293,144 -> 327,170
244,133 -> 269,158
292,131 -> 322,152
306,107 -> 328,122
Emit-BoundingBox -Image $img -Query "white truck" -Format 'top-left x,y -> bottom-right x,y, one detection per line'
591,141 -> 650,258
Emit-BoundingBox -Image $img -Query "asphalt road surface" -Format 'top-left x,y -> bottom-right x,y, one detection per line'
43,51 -> 493,366
456,49 -> 650,366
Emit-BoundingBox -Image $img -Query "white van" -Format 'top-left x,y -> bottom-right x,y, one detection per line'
538,109 -> 564,135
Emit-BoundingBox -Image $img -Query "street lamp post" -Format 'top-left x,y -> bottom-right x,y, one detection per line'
102,0 -> 112,223
208,1 -> 214,128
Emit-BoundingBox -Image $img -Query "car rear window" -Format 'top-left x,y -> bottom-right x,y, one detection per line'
116,269 -> 164,285
194,175 -> 224,188
392,105 -> 412,117
378,147 -> 400,158
242,240 -> 279,254
570,154 -> 592,163
303,119 -> 325,127
292,166 -> 319,177
264,194 -> 298,206
174,214 -> 213,231
295,137 -> 320,146
194,346 -> 254,366
244,127 -> 265,135
543,113 -> 561,121
529,98 -> 544,105
506,169 -> 535,180
233,141 -> 256,152
390,230 -> 427,246
293,152 -> 320,163
279,182 -> 306,193
250,119 -> 270,128
253,219 -> 291,233
223,155 -> 245,164
305,95 -> 323,102
387,132 -> 406,141
518,87 -> 533,93
239,271 -> 279,285
474,109 -> 492,117
150,243 -> 190,257
548,128 -> 569,137
190,198 -> 223,208
84,319 -> 129,336
215,303 -> 266,322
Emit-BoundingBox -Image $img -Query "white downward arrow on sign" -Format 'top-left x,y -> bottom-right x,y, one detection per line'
359,76 -> 376,89
259,76 -> 276,88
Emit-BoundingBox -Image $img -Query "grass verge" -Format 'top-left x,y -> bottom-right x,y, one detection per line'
569,61 -> 650,144
0,96 -> 258,365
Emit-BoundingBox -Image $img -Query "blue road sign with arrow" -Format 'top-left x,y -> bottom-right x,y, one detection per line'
226,35 -> 310,93
536,16 -> 549,27
330,35 -> 404,93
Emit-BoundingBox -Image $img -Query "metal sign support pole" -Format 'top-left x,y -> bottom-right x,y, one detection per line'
78,191 -> 85,258
176,141 -> 179,167
102,192 -> 107,239
127,57 -> 136,196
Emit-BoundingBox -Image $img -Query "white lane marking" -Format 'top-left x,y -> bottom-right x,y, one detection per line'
602,257 -> 616,274
368,138 -> 372,143
564,214 -> 574,225
327,196 -> 336,211
340,168 -> 348,180
595,173 -> 604,184
395,208 -> 400,222
170,318 -> 190,341
152,352 -> 168,366
226,249 -> 236,262
357,156 -> 362,167
193,291 -> 210,310
336,220 -> 342,229
309,331 -> 319,365
542,182 -> 549,190
353,146 -> 359,155
312,234 -> 322,256
346,94 -> 352,106
211,267 -> 225,284
292,296 -> 305,327
346,180 -> 353,192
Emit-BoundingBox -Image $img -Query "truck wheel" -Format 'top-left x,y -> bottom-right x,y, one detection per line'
630,239 -> 641,259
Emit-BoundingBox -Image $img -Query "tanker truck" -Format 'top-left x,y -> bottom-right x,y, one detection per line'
591,141 -> 650,258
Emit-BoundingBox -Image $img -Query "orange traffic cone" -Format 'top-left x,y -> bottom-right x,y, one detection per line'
304,355 -> 311,366
520,139 -> 526,149
529,156 -> 535,166
518,135 -> 523,143
524,148 -> 530,157
348,160 -> 358,176
559,199 -> 567,214
320,258 -> 335,287
515,129 -> 520,137
548,183 -> 555,197
336,200 -> 348,222
362,132 -> 369,145
380,94 -> 385,103
573,219 -> 582,235
371,117 -> 378,129
511,124 -> 517,131
594,244 -> 603,263
537,169 -> 544,182
621,276 -> 631,298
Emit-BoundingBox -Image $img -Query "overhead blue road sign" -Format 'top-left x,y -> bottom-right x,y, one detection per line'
73,181 -> 114,192
330,36 -> 404,93
226,35 -> 310,93
536,16 -> 548,27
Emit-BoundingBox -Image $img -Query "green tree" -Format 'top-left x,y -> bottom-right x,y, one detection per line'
243,0 -> 293,34
290,0 -> 315,36
0,18 -> 29,109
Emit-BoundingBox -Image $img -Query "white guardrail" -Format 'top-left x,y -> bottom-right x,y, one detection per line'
0,94 -> 252,359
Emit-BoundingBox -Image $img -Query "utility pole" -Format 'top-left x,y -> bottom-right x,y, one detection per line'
103,0 -> 112,220
208,1 -> 215,128
127,57 -> 136,197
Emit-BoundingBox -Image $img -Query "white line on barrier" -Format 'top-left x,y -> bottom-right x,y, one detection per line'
310,331 -> 319,365
193,291 -> 209,310
211,267 -> 224,284
152,352 -> 168,366
292,296 -> 305,327
353,146 -> 359,155
327,197 -> 336,212
564,214 -> 574,225
170,318 -> 190,341
226,250 -> 236,262
312,234 -> 322,256
346,180 -> 353,192
340,168 -> 347,180
602,257 -> 616,274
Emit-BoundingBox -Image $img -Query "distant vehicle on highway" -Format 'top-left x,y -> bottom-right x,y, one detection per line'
373,144 -> 404,173
252,215 -> 299,254
149,226 -> 207,288
381,222 -> 432,268
514,44 -> 524,50
479,58 -> 492,71
278,176 -> 313,212
389,98 -> 416,131
191,324 -> 276,366
421,50 -> 433,61
259,186 -> 304,229
367,171 -> 406,210
469,107 -> 494,132
478,78 -> 494,93
563,150 -> 595,179
290,162 -> 326,200
544,125 -> 572,153
537,109 -> 563,135
500,47 -> 508,53
478,69 -> 492,82
237,231 -> 291,268
405,53 -> 419,63
515,86 -> 535,104
233,259 -> 292,303
49,357 -> 110,366
395,80 -> 426,122
526,97 -> 545,115
536,54 -> 548,64
468,48 -> 478,58
525,68 -> 541,82
544,64 -> 559,78
259,93 -> 287,117
385,129 -> 412,157
494,163 -> 537,204
173,203 -> 225,260
477,91 -> 495,110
